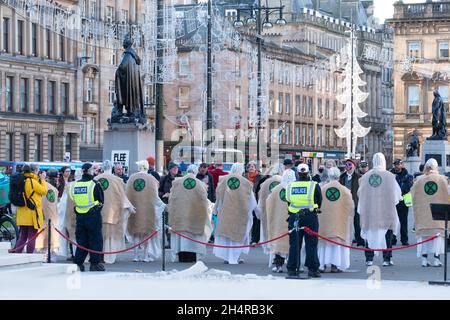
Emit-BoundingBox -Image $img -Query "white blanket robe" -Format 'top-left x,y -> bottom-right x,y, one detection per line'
170,201 -> 213,262
357,178 -> 401,255
56,191 -> 69,257
213,194 -> 257,264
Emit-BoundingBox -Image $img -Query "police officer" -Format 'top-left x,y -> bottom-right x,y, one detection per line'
286,163 -> 322,278
69,163 -> 105,272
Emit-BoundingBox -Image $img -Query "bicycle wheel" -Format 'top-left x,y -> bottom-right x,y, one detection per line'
0,215 -> 19,248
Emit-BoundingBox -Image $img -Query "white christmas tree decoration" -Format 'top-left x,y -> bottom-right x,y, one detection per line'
335,31 -> 371,159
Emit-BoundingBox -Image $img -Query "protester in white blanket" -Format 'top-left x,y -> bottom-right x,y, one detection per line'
94,160 -> 135,264
411,158 -> 448,267
318,167 -> 354,273
126,160 -> 165,262
213,163 -> 257,264
255,163 -> 284,253
59,168 -> 82,259
357,153 -> 402,267
168,164 -> 212,263
35,171 -> 60,259
265,169 -> 297,273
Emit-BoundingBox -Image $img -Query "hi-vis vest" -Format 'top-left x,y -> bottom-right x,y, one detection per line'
69,180 -> 100,214
403,192 -> 412,207
286,181 -> 319,213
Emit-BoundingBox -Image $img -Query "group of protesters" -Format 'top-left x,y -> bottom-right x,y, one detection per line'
9,152 -> 449,275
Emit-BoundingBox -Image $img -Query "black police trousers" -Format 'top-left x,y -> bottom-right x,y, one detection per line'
74,208 -> 103,266
287,211 -> 320,272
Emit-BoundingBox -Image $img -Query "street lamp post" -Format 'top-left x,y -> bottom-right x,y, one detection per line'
234,0 -> 286,167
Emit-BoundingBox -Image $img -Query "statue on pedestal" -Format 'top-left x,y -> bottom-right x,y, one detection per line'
427,89 -> 447,140
109,34 -> 146,125
406,132 -> 420,157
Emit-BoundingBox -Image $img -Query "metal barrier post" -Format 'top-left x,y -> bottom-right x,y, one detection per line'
162,211 -> 166,271
47,219 -> 51,263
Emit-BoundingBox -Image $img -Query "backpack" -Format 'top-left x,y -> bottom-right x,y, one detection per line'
8,173 -> 36,209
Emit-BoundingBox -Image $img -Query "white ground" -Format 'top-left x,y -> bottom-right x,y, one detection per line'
1,261 -> 449,300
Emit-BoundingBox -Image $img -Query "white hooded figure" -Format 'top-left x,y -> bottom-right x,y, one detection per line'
95,160 -> 135,264
255,162 -> 284,253
168,164 -> 212,262
126,160 -> 165,262
411,158 -> 448,267
265,169 -> 297,272
317,167 -> 354,272
213,162 -> 257,264
357,153 -> 402,266
58,168 -> 82,258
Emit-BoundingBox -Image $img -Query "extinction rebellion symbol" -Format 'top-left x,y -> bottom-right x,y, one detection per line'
228,177 -> 240,190
47,190 -> 56,203
279,188 -> 287,202
134,179 -> 146,192
184,178 -> 197,190
424,181 -> 438,195
326,187 -> 340,201
269,181 -> 280,193
368,174 -> 382,188
98,178 -> 109,191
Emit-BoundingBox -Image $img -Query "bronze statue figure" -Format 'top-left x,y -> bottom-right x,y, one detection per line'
406,132 -> 420,157
428,89 -> 447,140
110,34 -> 146,125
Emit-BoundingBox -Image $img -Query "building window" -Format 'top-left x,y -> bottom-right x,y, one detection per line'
32,23 -> 38,56
285,123 -> 290,145
318,99 -> 323,118
325,100 -> 330,119
17,20 -> 24,55
269,91 -> 274,115
19,134 -> 27,161
86,78 -> 93,102
407,85 -> 419,113
277,93 -> 283,114
325,127 -> 330,147
20,78 -> 28,113
235,86 -> 241,110
439,85 -> 449,109
235,56 -> 240,76
108,81 -> 115,105
5,133 -> 13,161
106,6 -> 114,23
333,101 -> 338,120
59,35 -> 65,61
333,128 -> 338,147
48,135 -> 54,161
439,41 -> 449,59
285,93 -> 290,114
144,85 -> 152,106
302,96 -> 307,116
179,56 -> 190,76
308,97 -> 313,117
90,117 -> 96,144
90,0 -> 97,18
65,133 -> 72,154
178,86 -> 190,109
34,134 -> 41,161
6,76 -> 13,112
34,79 -> 42,113
3,18 -> 9,53
121,9 -> 128,23
317,126 -> 322,147
46,29 -> 51,59
61,83 -> 69,115
302,126 -> 306,145
109,49 -> 116,65
295,95 -> 301,115
48,81 -> 56,114
308,126 -> 314,146
81,117 -> 87,143
295,125 -> 300,145
408,41 -> 421,59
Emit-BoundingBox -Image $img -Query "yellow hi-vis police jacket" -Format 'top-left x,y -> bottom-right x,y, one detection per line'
286,180 -> 319,214
69,180 -> 100,214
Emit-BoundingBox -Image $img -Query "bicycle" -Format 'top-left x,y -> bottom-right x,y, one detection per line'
0,204 -> 19,248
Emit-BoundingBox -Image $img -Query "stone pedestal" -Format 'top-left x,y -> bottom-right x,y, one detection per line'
404,156 -> 421,176
421,140 -> 450,174
103,123 -> 155,175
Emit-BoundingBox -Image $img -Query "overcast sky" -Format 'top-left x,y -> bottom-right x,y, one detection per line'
374,0 -> 426,22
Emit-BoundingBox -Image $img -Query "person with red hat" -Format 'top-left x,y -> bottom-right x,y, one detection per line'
146,156 -> 161,182
339,158 -> 364,247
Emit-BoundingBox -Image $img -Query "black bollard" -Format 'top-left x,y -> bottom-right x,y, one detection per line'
47,219 -> 51,263
162,211 -> 166,271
